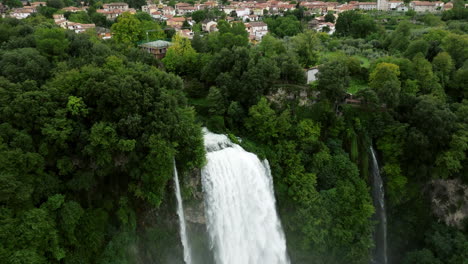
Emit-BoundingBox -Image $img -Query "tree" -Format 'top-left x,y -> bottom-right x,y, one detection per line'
369,62 -> 401,107
245,97 -> 284,142
162,34 -> 198,76
335,10 -> 378,38
432,52 -> 454,89
317,58 -> 350,104
385,21 -> 411,52
46,0 -> 64,9
34,27 -> 69,59
264,15 -> 302,38
207,86 -> 226,115
111,12 -> 143,45
191,10 -> 206,24
290,30 -> 321,68
324,12 -> 335,23
404,39 -> 429,59
0,48 -> 50,83
3,0 -> 22,7
412,53 -> 437,94
442,33 -> 468,68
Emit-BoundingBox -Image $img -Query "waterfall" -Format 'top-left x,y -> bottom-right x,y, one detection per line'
370,147 -> 388,264
174,159 -> 192,264
201,129 -> 289,264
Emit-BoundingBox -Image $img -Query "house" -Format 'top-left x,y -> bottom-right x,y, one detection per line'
103,2 -> 128,11
306,67 -> 319,84
177,5 -> 197,15
97,2 -> 134,20
167,17 -> 186,28
151,11 -> 162,19
177,29 -> 194,39
388,1 -> 404,9
62,6 -> 82,12
202,20 -> 218,32
139,40 -> 172,59
235,7 -> 250,16
96,26 -> 112,39
141,4 -> 158,14
358,2 -> 377,10
243,14 -> 259,22
9,7 -> 35,19
30,2 -> 46,8
443,2 -> 453,10
53,14 -> 68,27
67,22 -> 95,33
246,21 -> 268,41
409,1 -> 444,12
162,6 -> 175,16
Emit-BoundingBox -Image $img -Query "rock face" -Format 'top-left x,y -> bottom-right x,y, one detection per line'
431,179 -> 468,229
184,168 -> 206,224
182,168 -> 215,264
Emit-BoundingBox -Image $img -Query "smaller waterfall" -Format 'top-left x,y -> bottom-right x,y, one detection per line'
370,147 -> 387,264
174,160 -> 192,264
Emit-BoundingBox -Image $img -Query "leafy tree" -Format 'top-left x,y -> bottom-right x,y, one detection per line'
2,0 -> 22,7
191,10 -> 206,23
404,39 -> 429,59
324,12 -> 335,23
162,34 -> 198,75
290,30 -> 321,68
264,15 -> 302,38
412,53 -> 438,95
432,52 -> 454,89
442,33 -> 468,68
317,58 -> 350,104
245,97 -> 289,142
0,48 -> 50,83
369,62 -> 401,107
111,12 -> 143,45
34,27 -> 69,60
46,0 -> 64,9
335,10 -> 378,38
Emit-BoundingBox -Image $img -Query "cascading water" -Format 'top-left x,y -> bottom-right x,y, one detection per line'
174,159 -> 193,264
201,129 -> 289,264
370,147 -> 388,264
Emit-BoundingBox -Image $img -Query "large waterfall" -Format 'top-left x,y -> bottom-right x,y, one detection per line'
201,129 -> 289,264
370,147 -> 388,264
173,160 -> 192,264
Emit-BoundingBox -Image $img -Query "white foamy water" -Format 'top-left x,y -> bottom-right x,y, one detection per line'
201,129 -> 289,264
174,160 -> 192,264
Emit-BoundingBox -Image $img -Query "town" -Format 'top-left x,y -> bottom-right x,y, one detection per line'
0,0 -> 461,47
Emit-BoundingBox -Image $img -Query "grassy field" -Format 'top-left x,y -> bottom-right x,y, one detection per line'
348,78 -> 368,95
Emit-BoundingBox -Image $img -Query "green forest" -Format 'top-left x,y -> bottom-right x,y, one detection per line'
1,1 -> 468,264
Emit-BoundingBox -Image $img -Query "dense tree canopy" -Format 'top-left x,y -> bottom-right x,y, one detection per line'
1,5 -> 468,264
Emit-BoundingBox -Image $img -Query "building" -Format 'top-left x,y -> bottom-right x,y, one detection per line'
30,2 -> 46,8
162,6 -> 175,16
167,17 -> 186,28
62,6 -> 83,12
103,2 -> 129,11
96,27 -> 112,39
67,22 -> 95,33
177,5 -> 197,15
246,21 -> 268,41
9,7 -> 35,19
177,29 -> 194,39
97,2 -> 134,20
202,20 -> 218,32
359,2 -> 377,10
139,40 -> 172,59
409,1 -> 444,12
377,0 -> 389,10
